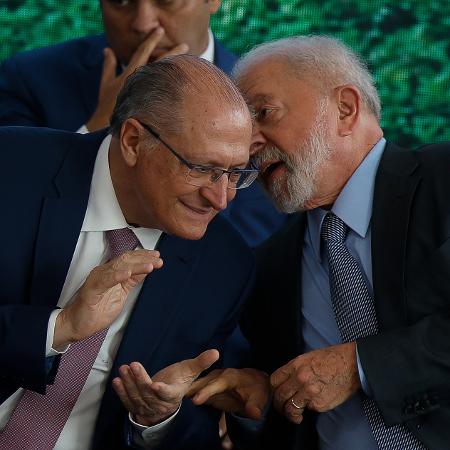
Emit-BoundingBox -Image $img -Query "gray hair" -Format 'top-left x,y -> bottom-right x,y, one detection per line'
110,54 -> 248,136
234,35 -> 381,121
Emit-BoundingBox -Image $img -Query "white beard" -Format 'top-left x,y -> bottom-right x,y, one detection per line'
253,100 -> 331,213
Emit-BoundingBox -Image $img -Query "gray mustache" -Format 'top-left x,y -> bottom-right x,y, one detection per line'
252,145 -> 294,172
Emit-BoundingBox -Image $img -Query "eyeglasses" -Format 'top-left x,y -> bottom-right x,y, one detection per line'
137,120 -> 259,190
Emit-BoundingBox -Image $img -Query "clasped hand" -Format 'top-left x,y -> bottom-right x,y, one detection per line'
187,343 -> 360,426
270,343 -> 361,424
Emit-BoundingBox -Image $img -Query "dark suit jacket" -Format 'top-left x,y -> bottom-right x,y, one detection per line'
0,126 -> 256,449
0,34 -> 286,247
239,142 -> 450,450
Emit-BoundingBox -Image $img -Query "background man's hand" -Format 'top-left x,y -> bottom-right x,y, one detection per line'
270,343 -> 360,424
188,368 -> 271,420
112,349 -> 220,426
86,27 -> 189,131
54,249 -> 163,349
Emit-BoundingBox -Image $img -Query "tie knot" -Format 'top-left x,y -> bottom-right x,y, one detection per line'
321,213 -> 348,243
105,228 -> 140,260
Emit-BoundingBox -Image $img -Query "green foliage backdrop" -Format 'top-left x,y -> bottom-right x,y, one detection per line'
2,0 -> 450,147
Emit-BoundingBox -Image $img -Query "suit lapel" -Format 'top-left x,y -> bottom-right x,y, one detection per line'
112,234 -> 199,369
29,132 -> 104,307
371,142 -> 421,330
79,35 -> 109,118
94,234 -> 201,440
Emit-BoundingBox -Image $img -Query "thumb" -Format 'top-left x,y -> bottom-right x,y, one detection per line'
270,365 -> 291,388
183,349 -> 220,382
100,47 -> 117,85
244,391 -> 269,420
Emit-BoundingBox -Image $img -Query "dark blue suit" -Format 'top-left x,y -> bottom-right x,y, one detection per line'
0,34 -> 287,247
0,126 -> 255,449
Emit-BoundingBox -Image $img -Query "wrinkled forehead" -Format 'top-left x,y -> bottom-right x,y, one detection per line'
235,57 -> 290,98
178,100 -> 252,164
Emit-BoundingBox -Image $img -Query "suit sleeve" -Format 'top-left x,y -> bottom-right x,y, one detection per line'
0,304 -> 59,395
358,236 -> 450,426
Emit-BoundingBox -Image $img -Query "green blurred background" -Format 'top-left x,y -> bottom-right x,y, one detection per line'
1,0 -> 450,147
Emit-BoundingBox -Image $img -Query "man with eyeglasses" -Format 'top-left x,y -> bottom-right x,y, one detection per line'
0,0 -> 286,247
0,55 -> 256,449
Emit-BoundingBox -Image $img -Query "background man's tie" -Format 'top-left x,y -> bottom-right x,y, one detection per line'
321,212 -> 425,450
0,228 -> 140,450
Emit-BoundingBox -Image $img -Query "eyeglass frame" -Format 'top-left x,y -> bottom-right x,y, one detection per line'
136,119 -> 259,190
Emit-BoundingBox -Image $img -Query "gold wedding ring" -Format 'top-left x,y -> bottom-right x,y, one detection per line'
291,398 -> 303,410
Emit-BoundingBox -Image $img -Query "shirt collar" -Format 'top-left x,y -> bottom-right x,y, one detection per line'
307,137 -> 386,259
200,29 -> 215,63
81,134 -> 163,250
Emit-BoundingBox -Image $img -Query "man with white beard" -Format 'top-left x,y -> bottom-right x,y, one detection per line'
188,36 -> 450,450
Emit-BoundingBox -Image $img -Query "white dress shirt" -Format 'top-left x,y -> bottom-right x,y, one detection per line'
0,135 -> 165,449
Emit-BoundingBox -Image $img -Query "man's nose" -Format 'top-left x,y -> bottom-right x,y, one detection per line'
131,0 -> 160,35
201,176 -> 232,211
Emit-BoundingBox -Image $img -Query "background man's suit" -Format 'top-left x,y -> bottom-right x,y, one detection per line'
0,126 -> 255,449
0,34 -> 286,247
240,142 -> 450,450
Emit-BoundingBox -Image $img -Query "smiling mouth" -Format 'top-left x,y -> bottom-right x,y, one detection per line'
180,201 -> 212,215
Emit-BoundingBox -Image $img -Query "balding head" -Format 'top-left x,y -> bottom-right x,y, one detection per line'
111,54 -> 250,137
108,54 -> 253,240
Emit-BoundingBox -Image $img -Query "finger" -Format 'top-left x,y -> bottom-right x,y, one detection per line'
89,262 -> 154,292
272,380 -> 299,412
284,397 -> 306,424
100,47 -> 118,85
270,363 -> 294,388
244,389 -> 271,420
156,43 -> 189,60
114,249 -> 163,268
180,349 -> 220,382
149,381 -> 180,403
112,376 -> 135,413
119,365 -> 145,407
126,27 -> 165,72
129,362 -> 155,400
187,369 -> 224,397
190,375 -> 230,405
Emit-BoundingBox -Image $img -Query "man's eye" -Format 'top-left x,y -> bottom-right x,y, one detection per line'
257,107 -> 274,121
192,166 -> 214,176
106,0 -> 132,7
156,0 -> 182,9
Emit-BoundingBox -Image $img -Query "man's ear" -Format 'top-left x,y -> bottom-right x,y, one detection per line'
334,85 -> 361,136
119,118 -> 142,167
206,0 -> 222,15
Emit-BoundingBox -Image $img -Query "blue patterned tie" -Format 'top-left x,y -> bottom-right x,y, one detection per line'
321,212 -> 425,450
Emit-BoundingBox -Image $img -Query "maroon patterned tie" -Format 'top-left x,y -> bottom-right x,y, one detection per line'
0,228 -> 140,449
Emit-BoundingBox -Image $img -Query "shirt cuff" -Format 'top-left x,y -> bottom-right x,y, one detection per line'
128,405 -> 181,448
356,344 -> 373,397
46,309 -> 70,356
76,124 -> 89,134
